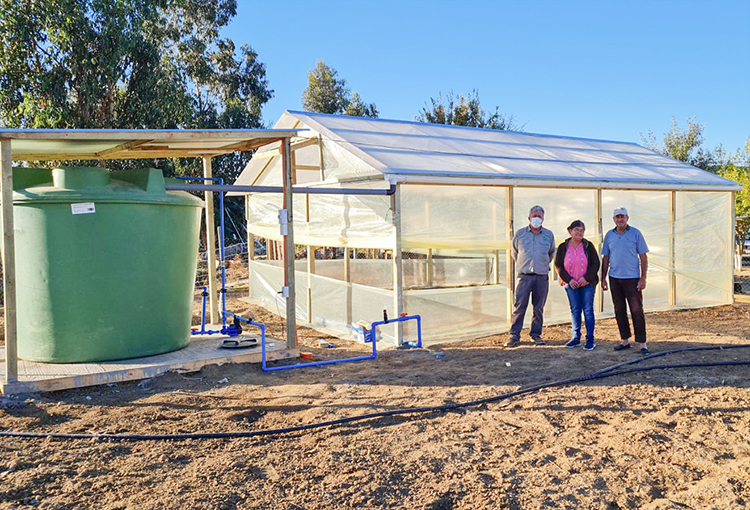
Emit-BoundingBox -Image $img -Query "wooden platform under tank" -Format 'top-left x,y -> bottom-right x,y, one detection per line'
0,330 -> 298,395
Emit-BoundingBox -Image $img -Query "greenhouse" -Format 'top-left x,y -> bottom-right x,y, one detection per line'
236,111 -> 740,346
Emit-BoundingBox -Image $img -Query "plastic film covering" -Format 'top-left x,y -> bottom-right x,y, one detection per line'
674,191 -> 733,307
400,184 -> 508,251
286,110 -> 740,190
320,139 -> 384,182
404,286 -> 507,343
248,186 -> 733,347
600,190 -> 672,314
248,259 -> 402,343
512,188 -> 599,327
246,187 -> 394,248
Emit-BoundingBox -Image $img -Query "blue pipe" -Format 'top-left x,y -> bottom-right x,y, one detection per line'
177,176 -> 237,335
261,314 -> 422,371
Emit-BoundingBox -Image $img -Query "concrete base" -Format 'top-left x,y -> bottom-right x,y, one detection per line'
1,330 -> 297,395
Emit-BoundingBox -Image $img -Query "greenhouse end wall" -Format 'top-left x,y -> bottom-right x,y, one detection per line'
246,185 -> 734,346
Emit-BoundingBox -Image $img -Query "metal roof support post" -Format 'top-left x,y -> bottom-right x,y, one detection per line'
281,138 -> 297,349
202,156 -> 220,324
1,139 -> 18,384
391,184 -> 404,345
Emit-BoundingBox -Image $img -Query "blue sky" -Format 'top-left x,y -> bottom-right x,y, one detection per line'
225,0 -> 750,153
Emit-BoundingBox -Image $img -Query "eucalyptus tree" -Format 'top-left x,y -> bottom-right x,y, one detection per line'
416,90 -> 520,130
0,0 -> 273,244
302,60 -> 377,117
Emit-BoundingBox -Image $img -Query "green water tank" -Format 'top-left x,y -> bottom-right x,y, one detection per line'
11,166 -> 203,363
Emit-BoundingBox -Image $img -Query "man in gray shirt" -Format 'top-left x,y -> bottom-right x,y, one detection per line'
506,205 -> 556,347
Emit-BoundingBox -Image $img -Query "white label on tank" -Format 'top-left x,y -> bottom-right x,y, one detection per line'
71,202 -> 96,215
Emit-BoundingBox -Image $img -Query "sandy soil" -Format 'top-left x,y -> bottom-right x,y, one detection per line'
2,286 -> 750,509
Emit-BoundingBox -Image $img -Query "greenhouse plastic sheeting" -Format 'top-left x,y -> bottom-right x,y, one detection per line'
247,184 -> 733,346
246,186 -> 394,248
248,260 -> 407,344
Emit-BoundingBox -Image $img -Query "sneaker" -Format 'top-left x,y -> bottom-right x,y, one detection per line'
565,339 -> 581,349
613,343 -> 631,351
640,347 -> 650,356
531,336 -> 546,346
504,337 -> 521,348
584,339 -> 596,351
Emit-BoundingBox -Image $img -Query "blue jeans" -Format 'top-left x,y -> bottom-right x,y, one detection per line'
564,284 -> 595,342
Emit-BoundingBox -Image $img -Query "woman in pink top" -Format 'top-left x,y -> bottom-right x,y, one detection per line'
554,220 -> 601,350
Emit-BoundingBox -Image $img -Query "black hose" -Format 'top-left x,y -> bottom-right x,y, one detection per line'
591,344 -> 750,375
2,346 -> 749,442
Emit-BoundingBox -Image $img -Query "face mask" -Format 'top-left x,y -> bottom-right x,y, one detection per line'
530,217 -> 543,229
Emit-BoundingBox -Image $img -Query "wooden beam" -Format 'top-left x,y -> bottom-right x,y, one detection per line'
247,195 -> 254,302
281,138 -> 297,349
505,187 -> 515,325
731,191 -> 736,303
306,195 -> 314,324
318,135 -> 325,181
94,139 -> 153,158
344,247 -> 352,327
1,139 -> 18,384
293,165 -> 321,171
203,156 -> 220,324
391,184 -> 404,344
669,191 -> 676,306
492,201 -> 500,285
251,137 -> 320,159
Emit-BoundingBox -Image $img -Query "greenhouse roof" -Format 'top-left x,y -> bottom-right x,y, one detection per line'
253,111 -> 739,191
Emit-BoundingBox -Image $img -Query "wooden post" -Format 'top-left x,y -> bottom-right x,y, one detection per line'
595,189 -> 604,313
344,247 -> 352,326
317,135 -> 325,182
425,201 -> 433,287
493,201 -> 500,285
669,191 -> 676,306
306,195 -> 314,324
391,184 -> 404,344
505,187 -> 515,324
246,195 -> 254,301
730,191 -> 736,303
281,138 -> 297,349
202,156 -> 220,324
1,139 -> 17,384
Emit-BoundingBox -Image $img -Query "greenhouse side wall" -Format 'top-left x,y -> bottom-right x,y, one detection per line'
246,184 -> 733,347
400,185 -> 734,346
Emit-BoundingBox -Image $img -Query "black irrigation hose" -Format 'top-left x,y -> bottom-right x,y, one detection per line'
591,344 -> 750,376
2,345 -> 750,443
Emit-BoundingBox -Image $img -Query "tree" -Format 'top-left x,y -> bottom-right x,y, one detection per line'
344,92 -> 378,118
639,117 -> 708,167
0,0 -> 274,245
301,60 -> 377,117
716,138 -> 750,254
0,0 -> 272,137
416,90 -> 520,130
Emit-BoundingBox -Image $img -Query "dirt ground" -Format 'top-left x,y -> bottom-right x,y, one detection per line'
2,286 -> 750,509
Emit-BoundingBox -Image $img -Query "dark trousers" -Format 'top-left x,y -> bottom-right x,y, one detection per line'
609,277 -> 647,343
509,274 -> 549,339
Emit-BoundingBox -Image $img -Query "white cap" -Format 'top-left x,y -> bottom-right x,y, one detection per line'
613,207 -> 628,217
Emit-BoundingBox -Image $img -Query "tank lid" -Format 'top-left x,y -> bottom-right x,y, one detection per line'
12,167 -> 203,207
